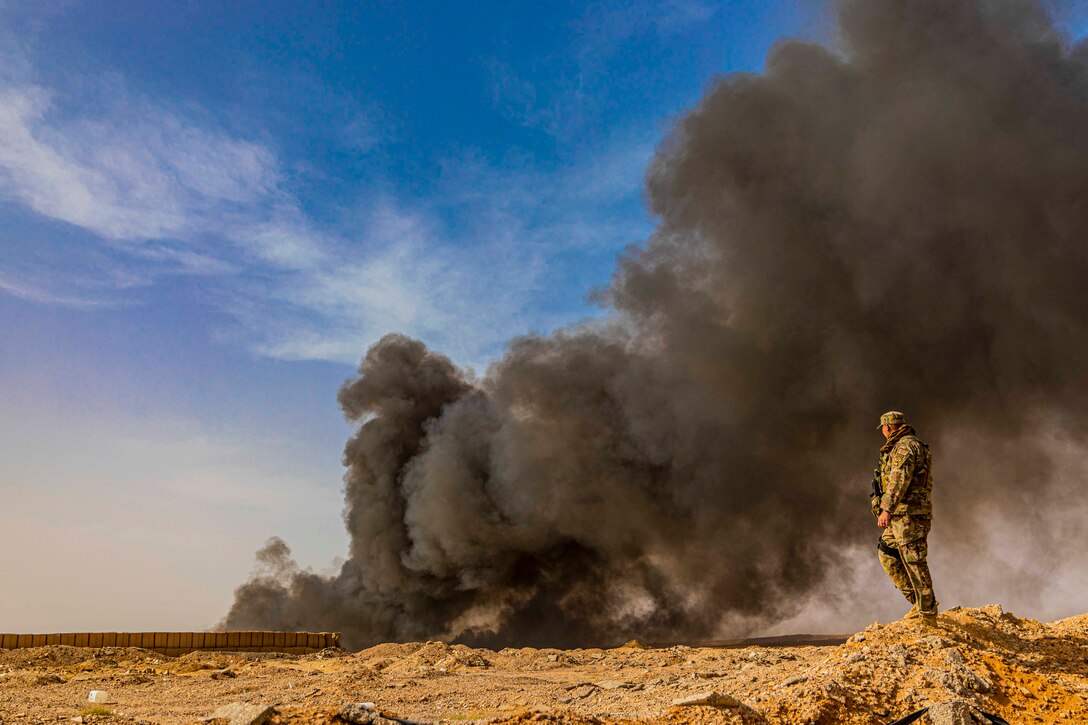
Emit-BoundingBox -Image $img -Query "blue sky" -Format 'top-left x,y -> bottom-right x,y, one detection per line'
0,1 -> 836,365
3,1 -> 1086,632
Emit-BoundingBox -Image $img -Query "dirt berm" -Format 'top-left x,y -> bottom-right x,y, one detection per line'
1,606 -> 1085,724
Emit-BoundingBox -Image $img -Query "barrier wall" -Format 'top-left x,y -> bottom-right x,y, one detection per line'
0,631 -> 341,657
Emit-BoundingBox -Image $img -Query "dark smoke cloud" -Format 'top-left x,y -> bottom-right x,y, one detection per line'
224,0 -> 1088,648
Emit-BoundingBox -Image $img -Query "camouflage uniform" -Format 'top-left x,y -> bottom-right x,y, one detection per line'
871,411 -> 938,618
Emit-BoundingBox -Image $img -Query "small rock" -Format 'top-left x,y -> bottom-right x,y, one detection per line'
942,648 -> 965,666
567,684 -> 597,700
595,680 -> 630,690
671,691 -> 741,707
887,644 -> 910,668
782,675 -> 808,687
925,668 -> 964,696
210,668 -> 237,680
921,635 -> 953,649
206,702 -> 274,725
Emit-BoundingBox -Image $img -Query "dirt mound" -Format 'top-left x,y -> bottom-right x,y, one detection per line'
375,641 -> 492,673
1,606 -> 1085,723
754,605 -> 1088,724
0,645 -> 111,670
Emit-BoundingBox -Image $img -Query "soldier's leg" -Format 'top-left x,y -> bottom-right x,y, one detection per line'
890,515 -> 937,616
878,528 -> 916,605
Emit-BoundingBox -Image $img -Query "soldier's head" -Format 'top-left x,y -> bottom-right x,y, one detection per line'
878,410 -> 906,439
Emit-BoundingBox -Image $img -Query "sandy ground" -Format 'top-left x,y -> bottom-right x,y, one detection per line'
1,606 -> 1086,724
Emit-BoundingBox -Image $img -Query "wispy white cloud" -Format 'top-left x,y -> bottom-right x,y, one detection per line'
0,36 -> 650,366
0,84 -> 279,244
233,201 -> 549,368
224,134 -> 652,365
0,269 -> 126,309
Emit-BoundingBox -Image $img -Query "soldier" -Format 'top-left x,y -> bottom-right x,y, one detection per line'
870,411 -> 938,622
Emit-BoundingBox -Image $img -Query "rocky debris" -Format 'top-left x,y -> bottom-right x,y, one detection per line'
671,691 -> 741,707
434,651 -> 491,671
919,635 -> 954,650
364,641 -> 491,673
886,643 -> 910,668
205,701 -> 273,725
312,648 -> 348,660
560,683 -> 599,702
922,648 -> 992,696
922,701 -> 975,725
338,702 -> 405,724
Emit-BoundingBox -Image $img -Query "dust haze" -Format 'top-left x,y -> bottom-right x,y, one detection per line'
224,0 -> 1088,648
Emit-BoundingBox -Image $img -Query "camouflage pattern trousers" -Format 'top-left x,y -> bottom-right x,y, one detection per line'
878,514 -> 938,616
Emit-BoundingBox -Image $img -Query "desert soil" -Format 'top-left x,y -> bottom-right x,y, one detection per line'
1,606 -> 1086,724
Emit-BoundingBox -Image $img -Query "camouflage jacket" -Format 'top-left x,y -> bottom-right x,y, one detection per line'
878,426 -> 933,516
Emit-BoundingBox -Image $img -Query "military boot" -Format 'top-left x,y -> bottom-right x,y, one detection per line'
905,598 -> 939,623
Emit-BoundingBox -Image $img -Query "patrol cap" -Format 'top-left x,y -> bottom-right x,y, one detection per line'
878,410 -> 906,429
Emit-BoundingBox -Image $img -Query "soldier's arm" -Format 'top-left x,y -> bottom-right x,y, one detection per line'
879,440 -> 917,512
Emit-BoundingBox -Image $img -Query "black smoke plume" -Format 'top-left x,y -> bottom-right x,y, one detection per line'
224,0 -> 1088,648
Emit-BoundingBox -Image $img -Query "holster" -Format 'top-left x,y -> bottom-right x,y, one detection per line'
877,538 -> 901,560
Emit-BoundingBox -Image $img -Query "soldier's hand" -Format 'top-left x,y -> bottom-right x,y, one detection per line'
877,511 -> 891,529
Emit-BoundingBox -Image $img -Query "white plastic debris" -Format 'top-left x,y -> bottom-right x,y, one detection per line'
87,690 -> 112,703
